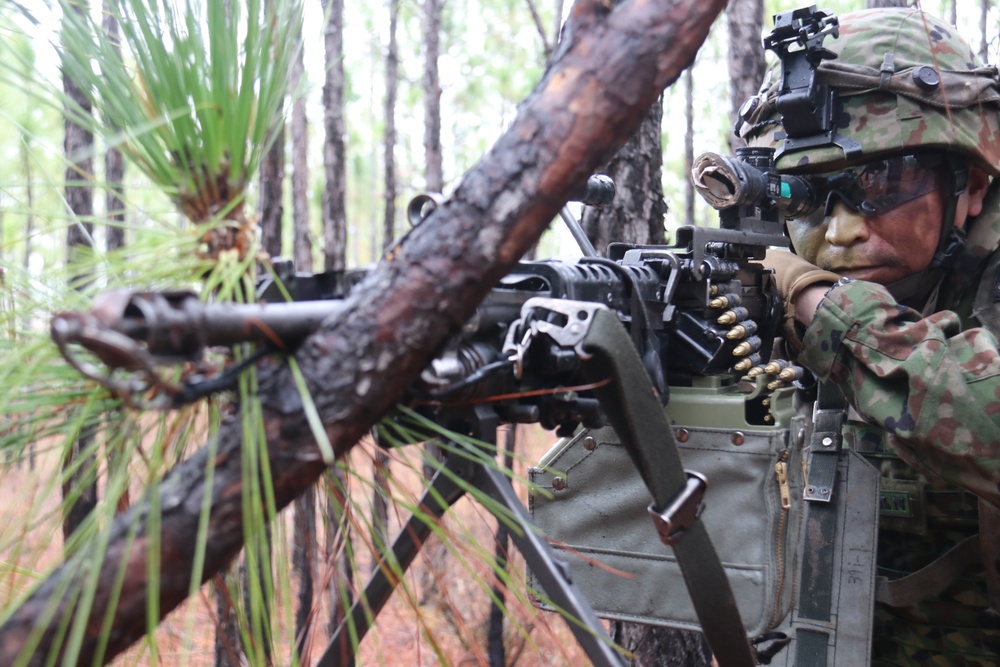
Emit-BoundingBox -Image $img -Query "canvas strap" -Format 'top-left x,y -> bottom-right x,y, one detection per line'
580,308 -> 756,667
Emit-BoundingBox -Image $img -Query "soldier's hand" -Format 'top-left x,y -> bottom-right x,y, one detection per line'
759,249 -> 841,342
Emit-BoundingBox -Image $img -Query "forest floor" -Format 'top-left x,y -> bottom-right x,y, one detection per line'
0,424 -> 598,666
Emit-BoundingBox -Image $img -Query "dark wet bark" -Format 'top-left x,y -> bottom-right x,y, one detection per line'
0,1 -> 727,663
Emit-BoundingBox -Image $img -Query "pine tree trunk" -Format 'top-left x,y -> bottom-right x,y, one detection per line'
423,0 -> 444,192
260,0 -> 286,263
290,22 -> 312,273
61,0 -> 98,544
981,0 -> 990,64
260,121 -> 286,258
582,95 -> 667,253
683,67 -> 695,227
322,0 -> 348,271
726,0 -> 764,153
0,2 -> 728,662
384,0 -> 400,248
293,487 -> 317,659
102,0 -> 125,253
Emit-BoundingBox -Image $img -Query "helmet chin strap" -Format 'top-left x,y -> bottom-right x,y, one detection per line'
886,156 -> 969,308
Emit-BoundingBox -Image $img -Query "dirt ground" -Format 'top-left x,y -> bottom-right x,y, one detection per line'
0,425 -> 598,666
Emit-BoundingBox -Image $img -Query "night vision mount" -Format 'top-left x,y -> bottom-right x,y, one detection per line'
762,5 -> 862,159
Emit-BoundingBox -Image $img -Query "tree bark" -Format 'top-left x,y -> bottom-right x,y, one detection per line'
384,0 -> 400,248
292,487 -> 317,659
423,0 -> 444,192
981,0 -> 990,65
0,2 -> 726,664
683,67 -> 694,227
290,20 -> 312,273
726,0 -> 764,153
102,0 -> 125,253
62,0 -> 98,543
260,121 -> 286,259
582,95 -> 667,252
322,0 -> 348,271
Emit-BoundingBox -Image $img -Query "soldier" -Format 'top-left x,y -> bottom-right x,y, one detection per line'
741,7 -> 1000,664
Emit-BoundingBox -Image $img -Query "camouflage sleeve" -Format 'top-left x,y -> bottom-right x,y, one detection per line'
798,280 -> 1000,506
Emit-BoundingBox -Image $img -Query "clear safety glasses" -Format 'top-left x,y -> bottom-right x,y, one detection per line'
807,152 -> 947,217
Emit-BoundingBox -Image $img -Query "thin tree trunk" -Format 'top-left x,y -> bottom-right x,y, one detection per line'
726,0 -> 764,153
683,67 -> 695,227
423,0 -> 444,192
324,470 -> 353,637
322,0 -> 348,271
260,121 -> 286,259
487,427 -> 517,667
260,0 -> 286,261
981,0 -> 990,65
290,21 -> 312,273
102,1 -> 125,253
293,487 -> 317,660
260,0 -> 286,264
61,0 -> 98,544
384,0 -> 400,248
19,139 -> 34,470
214,570 -> 244,667
525,0 -> 553,58
0,3 -> 727,663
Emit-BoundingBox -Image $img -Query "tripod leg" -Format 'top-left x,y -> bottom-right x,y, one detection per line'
472,460 -> 627,667
315,450 -> 473,667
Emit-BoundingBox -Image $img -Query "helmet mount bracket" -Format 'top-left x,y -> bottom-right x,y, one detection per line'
764,6 -> 863,160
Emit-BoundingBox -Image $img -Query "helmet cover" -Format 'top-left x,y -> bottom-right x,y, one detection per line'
741,8 -> 1000,175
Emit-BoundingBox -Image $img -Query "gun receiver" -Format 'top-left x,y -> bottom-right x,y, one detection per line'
51,218 -> 784,437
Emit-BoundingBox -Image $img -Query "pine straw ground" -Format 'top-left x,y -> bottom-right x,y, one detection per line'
0,424 -> 597,666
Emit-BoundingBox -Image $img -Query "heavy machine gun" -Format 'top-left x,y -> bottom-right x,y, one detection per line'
48,147 -> 802,667
50,9 -> 871,666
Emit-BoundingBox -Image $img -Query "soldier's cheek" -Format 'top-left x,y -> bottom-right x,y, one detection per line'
786,219 -> 827,265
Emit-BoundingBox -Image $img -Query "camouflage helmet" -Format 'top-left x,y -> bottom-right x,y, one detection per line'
740,8 -> 1000,176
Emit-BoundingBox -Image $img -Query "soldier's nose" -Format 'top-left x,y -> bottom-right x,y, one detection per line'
824,202 -> 870,247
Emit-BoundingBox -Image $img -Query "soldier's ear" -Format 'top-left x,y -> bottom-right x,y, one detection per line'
956,166 -> 991,230
966,166 -> 990,219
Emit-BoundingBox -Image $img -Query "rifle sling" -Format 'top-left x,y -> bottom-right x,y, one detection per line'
580,309 -> 756,667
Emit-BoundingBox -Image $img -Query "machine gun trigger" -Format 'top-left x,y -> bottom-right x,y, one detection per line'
501,297 -> 610,378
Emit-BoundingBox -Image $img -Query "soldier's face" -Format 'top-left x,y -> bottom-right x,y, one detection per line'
787,165 -> 989,286
787,192 -> 946,286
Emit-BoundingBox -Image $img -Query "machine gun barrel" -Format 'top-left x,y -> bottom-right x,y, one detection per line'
51,290 -> 342,368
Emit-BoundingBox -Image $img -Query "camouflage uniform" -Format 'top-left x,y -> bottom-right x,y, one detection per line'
743,8 -> 1000,665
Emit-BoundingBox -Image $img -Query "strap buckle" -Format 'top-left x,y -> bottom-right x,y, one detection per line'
648,470 -> 708,546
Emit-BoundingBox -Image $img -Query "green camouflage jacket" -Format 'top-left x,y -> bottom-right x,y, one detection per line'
798,181 -> 1000,664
